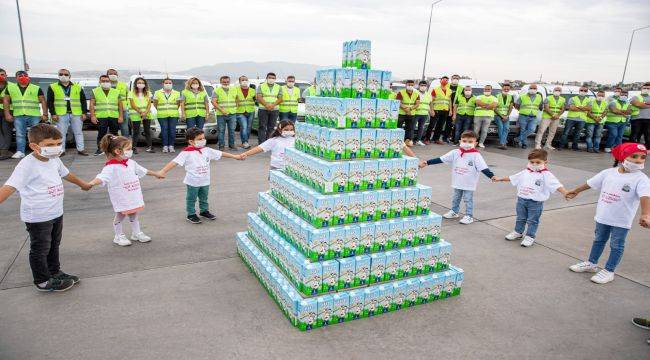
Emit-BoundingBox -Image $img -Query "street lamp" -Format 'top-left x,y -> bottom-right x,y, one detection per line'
421,0 -> 443,81
620,25 -> 650,86
15,0 -> 29,71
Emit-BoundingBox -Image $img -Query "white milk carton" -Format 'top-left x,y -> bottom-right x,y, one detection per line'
342,41 -> 350,67
332,195 -> 348,227
373,220 -> 390,252
377,284 -> 392,314
346,193 -> 363,224
317,295 -> 334,327
389,128 -> 405,159
442,269 -> 456,299
363,285 -> 381,318
417,274 -> 434,304
369,252 -> 387,284
438,240 -> 452,272
390,158 -> 405,189
451,266 -> 464,296
347,289 -> 364,321
322,128 -> 345,161
375,99 -> 391,128
424,213 -> 442,243
402,217 -> 419,247
332,97 -> 346,128
387,99 -> 400,129
365,70 -> 382,99
358,222 -> 375,254
362,159 -> 378,191
354,40 -> 371,69
331,292 -> 350,324
328,226 -> 346,259
360,129 -> 377,159
351,69 -> 367,99
398,248 -> 414,279
337,257 -> 355,290
404,156 -> 419,187
361,98 -> 377,128
347,161 -> 364,192
388,219 -> 404,250
314,194 -> 335,228
384,250 -> 400,281
376,190 -> 392,220
424,244 -> 438,273
377,159 -> 392,189
361,192 -> 378,223
332,162 -> 348,194
404,187 -> 419,217
413,246 -> 427,276
344,98 -> 362,128
297,298 -> 318,331
389,188 -> 405,219
430,272 -> 444,300
308,228 -> 330,262
416,216 -> 429,247
374,130 -> 390,159
354,254 -> 371,287
343,225 -> 360,257
324,69 -> 336,97
404,278 -> 420,307
320,260 -> 339,293
345,128 -> 361,159
300,261 -> 322,296
380,71 -> 392,99
335,68 -> 352,99
417,184 -> 433,215
390,280 -> 409,311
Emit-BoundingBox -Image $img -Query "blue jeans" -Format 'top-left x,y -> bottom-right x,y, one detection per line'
217,114 -> 237,148
186,116 -> 205,130
55,114 -> 84,151
237,112 -> 254,143
605,122 -> 626,149
451,188 -> 474,217
560,118 -> 585,149
588,222 -> 628,272
517,114 -> 538,146
14,115 -> 41,153
454,114 -> 473,142
495,115 -> 509,145
158,117 -> 178,147
584,123 -> 603,150
514,197 -> 544,238
280,112 -> 297,123
120,110 -> 130,137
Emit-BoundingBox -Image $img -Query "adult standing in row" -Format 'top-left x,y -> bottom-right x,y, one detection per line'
128,77 -> 154,153
584,90 -> 608,153
452,85 -> 475,143
495,83 -> 514,150
604,90 -> 632,153
235,75 -> 255,149
303,78 -> 317,98
630,83 -> 650,146
180,77 -> 209,130
212,75 -> 238,150
426,76 -> 451,145
559,86 -> 591,151
279,75 -> 300,123
153,78 -> 181,153
515,84 -> 543,149
47,69 -> 88,156
446,75 -> 463,143
0,68 -> 11,160
396,79 -> 420,146
535,86 -> 565,150
256,72 -> 282,143
473,84 -> 497,148
107,69 -> 129,137
414,80 -> 432,146
90,74 -> 123,155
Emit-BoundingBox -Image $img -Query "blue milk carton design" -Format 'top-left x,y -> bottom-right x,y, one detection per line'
380,71 -> 392,99
375,99 -> 391,128
332,97 -> 347,128
346,289 -> 364,321
416,216 -> 429,246
377,284 -> 392,314
300,261 -> 322,296
390,158 -> 406,188
342,41 -> 349,67
425,213 -> 442,243
390,280 -> 409,311
398,248 -> 414,279
324,68 -> 336,97
351,69 -> 367,99
430,272 -> 445,300
360,128 -> 376,159
383,250 -> 400,281
297,298 -> 318,331
332,195 -> 348,227
332,162 -> 348,193
441,269 -> 456,299
320,260 -> 339,293
343,225 -> 360,257
316,295 -> 334,327
346,193 -> 363,224
316,70 -> 327,97
362,286 -> 381,318
401,217 -> 418,247
417,275 -> 434,304
344,98 -> 361,128
372,220 -> 390,252
354,40 -> 371,69
388,129 -> 405,159
377,159 -> 392,189
361,192 -> 377,223
332,292 -> 350,324
389,188 -> 405,218
376,190 -> 392,220
369,252 -> 386,284
424,244 -> 438,273
364,70 -> 382,99
323,129 -> 345,161
405,279 -> 420,307
335,68 -> 352,99
452,266 -> 464,296
337,257 -> 355,290
347,161 -> 364,192
353,254 -> 371,287
416,184 -> 432,215
438,241 -> 452,271
388,219 -> 404,250
361,159 -> 378,190
328,226 -> 346,259
358,222 -> 375,254
344,128 -> 361,159
374,130 -> 390,159
360,98 -> 377,128
412,246 -> 427,276
404,187 -> 419,217
309,228 -> 330,261
314,195 -> 334,228
404,156 -> 419,187
387,99 -> 400,129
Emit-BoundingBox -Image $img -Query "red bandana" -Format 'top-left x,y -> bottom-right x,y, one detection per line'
105,158 -> 129,167
183,146 -> 203,153
459,148 -> 479,157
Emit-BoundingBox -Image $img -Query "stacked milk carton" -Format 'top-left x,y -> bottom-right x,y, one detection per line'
236,40 -> 464,331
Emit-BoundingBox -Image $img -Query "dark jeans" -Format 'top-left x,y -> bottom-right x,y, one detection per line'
25,215 -> 63,284
97,117 -> 119,146
159,117 -> 178,147
280,112 -> 297,123
131,119 -> 152,148
454,114 -> 474,142
258,109 -> 279,144
186,116 -> 205,130
630,118 -> 649,146
560,118 -> 585,149
217,114 -> 237,148
414,114 -> 429,142
425,110 -> 449,142
0,111 -> 12,151
397,114 -> 415,141
605,122 -> 626,149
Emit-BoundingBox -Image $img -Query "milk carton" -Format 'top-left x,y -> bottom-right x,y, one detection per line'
417,184 -> 432,215
351,69 -> 367,99
380,71 -> 392,99
404,187 -> 419,217
417,275 -> 434,304
332,97 -> 347,128
358,222 -> 374,254
402,217 -> 418,247
354,40 -> 371,69
353,254 -> 371,287
346,193 -> 363,224
375,99 -> 391,128
328,226 -> 345,259
416,216 -> 429,246
365,70 -> 382,99
376,190 -> 391,220
332,195 -> 347,227
297,298 -> 318,331
341,41 -> 348,67
398,248 -> 414,279
360,129 -> 376,159
377,284 -> 392,314
324,69 -> 336,97
347,161 -> 364,192
343,225 -> 360,257
360,98 -> 376,128
335,68 -> 352,99
331,292 -> 349,324
377,159 -> 392,189
430,272 -> 444,300
316,70 -> 328,97
344,98 -> 361,128
424,213 -> 442,243
438,241 -> 452,271
346,289 -> 364,321
389,129 -> 405,159
323,161 -> 348,194
413,246 -> 427,276
361,192 -> 377,223
313,195 -> 334,228
320,260 -> 339,293
309,228 -> 329,261
405,279 -> 419,307
441,270 -> 456,299
424,244 -> 437,273
388,219 -> 404,250
362,286 -> 381,318
387,99 -> 400,129
316,295 -> 334,327
300,261 -> 322,296
337,257 -> 355,290
373,220 -> 390,252
452,266 -> 464,296
389,159 -> 405,190
390,280 -> 409,311
322,128 -> 345,161
344,128 -> 361,159
404,156 -> 419,187
389,189 -> 405,218
361,159 -> 378,190
383,250 -> 400,281
369,252 -> 387,284
374,130 -> 390,159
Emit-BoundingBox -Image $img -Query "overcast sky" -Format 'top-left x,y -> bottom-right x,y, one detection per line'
1,0 -> 649,83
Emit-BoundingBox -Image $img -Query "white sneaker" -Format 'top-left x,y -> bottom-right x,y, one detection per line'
535,145 -> 542,150
478,143 -> 485,148
162,146 -> 169,153
113,234 -> 132,246
545,145 -> 556,150
416,141 -> 425,146
591,269 -> 614,284
131,232 -> 151,243
443,210 -> 459,219
520,236 -> 535,247
569,261 -> 598,273
459,215 -> 474,225
604,148 -> 611,153
505,231 -> 523,241
11,151 -> 25,159
242,142 -> 251,149
169,146 -> 176,153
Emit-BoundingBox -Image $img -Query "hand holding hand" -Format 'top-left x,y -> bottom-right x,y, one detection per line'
81,183 -> 93,191
91,115 -> 98,124
52,115 -> 59,122
640,215 -> 650,228
238,154 -> 247,160
152,171 -> 165,179
565,191 -> 578,200
418,161 -> 428,169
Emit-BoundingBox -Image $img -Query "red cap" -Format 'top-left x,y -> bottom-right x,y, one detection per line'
611,143 -> 648,162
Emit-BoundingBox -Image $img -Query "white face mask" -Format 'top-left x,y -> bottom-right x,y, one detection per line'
619,96 -> 628,102
241,81 -> 249,87
597,96 -> 605,101
123,150 -> 133,158
459,142 -> 475,150
58,75 -> 70,83
464,90 -> 472,96
286,82 -> 295,88
622,160 -> 644,172
221,84 -> 229,90
419,86 -> 427,92
136,83 -> 145,90
579,91 -> 588,96
281,131 -> 295,138
553,91 -> 561,96
528,89 -> 537,95
39,146 -> 62,159
267,79 -> 275,85
502,89 -> 509,94
108,74 -> 118,82
641,88 -> 649,95
451,79 -> 459,85
194,139 -> 206,148
528,162 -> 545,171
163,83 -> 173,91
191,83 -> 200,90
100,81 -> 111,90
614,92 -> 621,97
483,91 -> 492,96
406,86 -> 414,91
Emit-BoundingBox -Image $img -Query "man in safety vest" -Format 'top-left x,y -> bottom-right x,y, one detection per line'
90,74 -> 124,155
604,89 -> 632,152
514,84 -> 543,149
414,80 -> 432,146
47,69 -> 88,156
396,80 -> 421,147
559,85 -> 591,151
473,85 -> 498,148
3,70 -> 48,159
629,82 -> 650,146
535,86 -> 565,150
584,90 -> 608,153
495,82 -> 514,150
212,75 -> 238,151
303,78 -> 318,98
107,69 -> 129,137
279,75 -> 300,123
452,85 -> 476,143
425,76 -> 452,145
235,75 -> 255,149
256,72 -> 283,143
0,68 -> 12,160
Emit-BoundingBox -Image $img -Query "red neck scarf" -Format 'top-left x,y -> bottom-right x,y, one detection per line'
105,158 -> 129,167
459,148 -> 479,157
183,146 -> 203,153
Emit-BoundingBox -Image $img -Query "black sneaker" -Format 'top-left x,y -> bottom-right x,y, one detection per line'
218,145 -> 225,151
52,271 -> 80,284
522,144 -> 528,149
187,214 -> 202,224
199,211 -> 217,220
94,149 -> 102,156
35,278 -> 75,292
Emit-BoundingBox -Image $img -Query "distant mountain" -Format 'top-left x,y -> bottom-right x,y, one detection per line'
177,61 -> 331,81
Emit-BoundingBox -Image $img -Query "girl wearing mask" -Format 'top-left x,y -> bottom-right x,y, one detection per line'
180,77 -> 209,130
128,77 -> 153,153
240,120 -> 295,170
153,78 -> 181,153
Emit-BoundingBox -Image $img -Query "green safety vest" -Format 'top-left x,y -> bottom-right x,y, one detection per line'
586,99 -> 608,124
398,89 -> 419,115
113,81 -> 128,109
542,95 -> 566,119
7,83 -> 41,116
415,91 -> 432,116
567,96 -> 590,121
518,93 -> 542,116
153,89 -> 180,118
258,82 -> 280,109
606,100 -> 629,123
630,94 -> 643,118
214,87 -> 238,115
236,86 -> 256,114
279,85 -> 300,113
496,93 -> 513,117
389,91 -> 397,100
0,82 -> 12,110
181,89 -> 208,117
128,91 -> 152,121
50,82 -> 83,116
432,85 -> 451,111
304,85 -> 317,97
92,87 -> 120,118
455,95 -> 476,116
474,95 -> 497,117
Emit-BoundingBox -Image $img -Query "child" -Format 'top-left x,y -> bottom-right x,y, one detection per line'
493,149 -> 568,247
87,134 -> 164,246
159,127 -> 241,224
240,120 -> 295,170
566,143 -> 649,284
0,124 -> 90,292
419,130 -> 496,224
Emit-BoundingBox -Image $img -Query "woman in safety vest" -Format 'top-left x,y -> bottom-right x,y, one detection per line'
180,77 -> 209,130
128,77 -> 154,153
153,78 -> 181,153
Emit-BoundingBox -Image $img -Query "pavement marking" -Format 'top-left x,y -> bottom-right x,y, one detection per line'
0,235 -> 29,286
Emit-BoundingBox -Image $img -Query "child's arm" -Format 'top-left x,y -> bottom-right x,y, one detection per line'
403,145 -> 415,158
555,186 -> 569,196
493,176 -> 510,182
419,157 -> 442,168
146,169 -> 165,179
639,196 -> 649,228
63,172 -> 92,191
220,152 -> 244,160
481,168 -> 497,181
240,146 -> 264,159
87,178 -> 103,187
159,161 -> 178,175
0,185 -> 16,204
566,183 -> 591,199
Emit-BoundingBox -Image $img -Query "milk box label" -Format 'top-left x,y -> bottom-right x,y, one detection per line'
354,40 -> 371,69
404,188 -> 419,216
361,98 -> 377,128
320,260 -> 339,293
317,295 -> 334,327
360,129 -> 376,159
346,193 -> 363,224
383,250 -> 400,281
389,129 -> 405,159
343,225 -> 360,257
337,257 -> 355,289
328,226 -> 346,259
405,279 -> 419,307
374,130 -> 390,159
344,98 -> 361,128
361,159 -> 378,190
298,298 -> 318,331
351,69 -> 367,99
442,270 -> 455,299
332,97 -> 346,128
439,241 -> 452,271
373,220 -> 390,252
361,192 -> 378,223
416,216 -> 429,246
398,248 -> 414,279
388,219 -> 404,250
333,162 -> 348,193
344,128 -> 361,159
375,99 -> 391,128
390,158 -> 405,189
377,284 -> 392,314
402,217 -> 419,247
424,244 -> 437,273
404,156 -> 419,186
347,289 -> 364,321
332,195 -> 348,227
376,190 -> 392,220
309,228 -> 330,261
300,261 -> 322,296
377,159 -> 392,189
369,252 -> 387,284
365,70 -> 382,99
390,188 -> 405,219
413,246 -> 427,276
332,293 -> 350,324
335,68 -> 352,99
430,273 -> 444,300
387,100 -> 400,129
358,222 -> 375,254
323,129 -> 345,161
353,254 -> 371,287
362,286 -> 381,318
417,185 -> 432,215
452,266 -> 464,296
324,69 -> 336,97
390,280 -> 409,311
380,71 -> 392,99
430,213 -> 442,242
418,275 -> 434,304
347,161 -> 364,192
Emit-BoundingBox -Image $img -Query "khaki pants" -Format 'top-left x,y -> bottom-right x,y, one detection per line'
535,118 -> 559,148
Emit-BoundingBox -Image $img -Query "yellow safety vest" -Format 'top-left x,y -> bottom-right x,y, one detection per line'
113,81 -> 128,110
474,95 -> 497,117
279,86 -> 300,113
128,91 -> 152,121
50,82 -> 83,116
432,85 -> 451,111
455,95 -> 476,116
258,82 -> 280,110
304,85 -> 317,97
153,89 -> 180,118
630,94 -> 643,118
236,86 -> 256,114
182,89 -> 208,117
92,87 -> 120,118
415,91 -> 432,116
606,101 -> 629,123
1,82 -> 15,111
586,99 -> 608,124
398,89 -> 419,115
518,93 -> 542,116
496,93 -> 513,117
542,95 -> 566,119
7,83 -> 41,116
567,96 -> 590,121
214,87 -> 238,115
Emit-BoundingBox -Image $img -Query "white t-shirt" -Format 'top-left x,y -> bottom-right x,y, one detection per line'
510,169 -> 562,202
587,167 -> 650,229
172,147 -> 222,187
259,136 -> 295,169
4,154 -> 69,223
440,150 -> 489,191
95,159 -> 148,213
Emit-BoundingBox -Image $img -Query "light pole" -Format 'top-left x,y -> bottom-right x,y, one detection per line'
620,25 -> 650,86
421,0 -> 443,81
15,0 -> 29,71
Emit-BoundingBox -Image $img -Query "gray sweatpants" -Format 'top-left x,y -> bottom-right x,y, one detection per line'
473,116 -> 492,144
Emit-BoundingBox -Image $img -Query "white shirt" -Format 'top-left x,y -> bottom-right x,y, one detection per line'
259,136 -> 295,169
172,147 -> 222,187
510,169 -> 562,202
439,150 -> 489,191
95,159 -> 148,213
5,154 -> 69,223
587,167 -> 650,229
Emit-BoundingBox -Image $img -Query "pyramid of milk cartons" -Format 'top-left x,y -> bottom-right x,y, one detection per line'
236,40 -> 464,331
